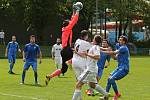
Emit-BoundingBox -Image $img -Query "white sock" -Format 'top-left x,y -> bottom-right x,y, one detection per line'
72,89 -> 82,100
95,84 -> 108,96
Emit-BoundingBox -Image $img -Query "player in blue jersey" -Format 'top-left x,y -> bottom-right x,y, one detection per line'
100,35 -> 130,100
20,35 -> 42,85
5,35 -> 21,74
97,39 -> 111,81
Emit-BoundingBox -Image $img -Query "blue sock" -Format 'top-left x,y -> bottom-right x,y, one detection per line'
22,71 -> 26,83
112,81 -> 118,94
106,78 -> 111,92
9,63 -> 14,72
108,77 -> 118,94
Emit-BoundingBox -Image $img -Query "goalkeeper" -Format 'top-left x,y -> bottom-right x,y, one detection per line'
45,2 -> 83,85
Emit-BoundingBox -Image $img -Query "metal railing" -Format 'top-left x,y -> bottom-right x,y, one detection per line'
0,46 -> 149,58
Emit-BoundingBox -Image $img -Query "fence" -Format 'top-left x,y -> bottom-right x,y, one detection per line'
0,45 -> 150,58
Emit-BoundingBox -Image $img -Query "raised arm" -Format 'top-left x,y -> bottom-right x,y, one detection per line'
67,11 -> 79,29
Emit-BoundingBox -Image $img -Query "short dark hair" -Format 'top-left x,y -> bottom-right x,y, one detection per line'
30,35 -> 35,39
80,30 -> 89,39
62,19 -> 70,27
12,35 -> 16,37
94,35 -> 102,45
102,39 -> 108,43
120,35 -> 128,44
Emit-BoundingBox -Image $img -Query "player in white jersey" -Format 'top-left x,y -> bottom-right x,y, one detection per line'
72,30 -> 92,79
72,35 -> 109,100
0,29 -> 5,45
52,38 -> 62,69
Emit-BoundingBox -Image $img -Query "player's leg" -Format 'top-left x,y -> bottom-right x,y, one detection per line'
55,57 -> 59,69
46,47 -> 73,78
106,68 -> 119,92
11,55 -> 16,73
45,47 -> 73,85
73,69 -> 91,100
8,55 -> 15,74
32,62 -> 38,84
107,69 -> 128,99
21,62 -> 30,84
61,47 -> 73,73
72,81 -> 84,100
97,68 -> 104,82
88,72 -> 108,97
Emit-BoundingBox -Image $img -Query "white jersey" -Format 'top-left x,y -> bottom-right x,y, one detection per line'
52,44 -> 62,57
0,32 -> 4,39
73,39 -> 92,66
72,39 -> 92,78
86,45 -> 100,73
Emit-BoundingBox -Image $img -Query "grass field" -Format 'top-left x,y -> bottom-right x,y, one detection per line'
0,57 -> 150,100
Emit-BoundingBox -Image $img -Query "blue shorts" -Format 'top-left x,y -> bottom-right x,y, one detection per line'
110,67 -> 129,80
97,68 -> 104,78
23,62 -> 37,72
8,55 -> 16,63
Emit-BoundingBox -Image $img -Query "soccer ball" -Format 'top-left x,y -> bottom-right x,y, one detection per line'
73,2 -> 83,11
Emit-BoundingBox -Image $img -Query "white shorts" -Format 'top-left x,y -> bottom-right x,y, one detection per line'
55,57 -> 62,66
78,69 -> 98,83
72,59 -> 86,79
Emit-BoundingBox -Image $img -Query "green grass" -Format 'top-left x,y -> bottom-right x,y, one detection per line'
0,57 -> 150,100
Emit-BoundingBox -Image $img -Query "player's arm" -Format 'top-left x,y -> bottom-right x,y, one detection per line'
67,10 -> 79,29
22,51 -> 26,62
73,49 -> 86,58
39,50 -> 42,64
83,51 -> 100,60
17,44 -> 21,53
51,46 -> 55,60
5,48 -> 8,57
105,56 -> 111,68
5,43 -> 9,57
37,46 -> 42,64
87,53 -> 100,60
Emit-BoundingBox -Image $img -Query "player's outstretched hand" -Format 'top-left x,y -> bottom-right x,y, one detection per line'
73,2 -> 83,12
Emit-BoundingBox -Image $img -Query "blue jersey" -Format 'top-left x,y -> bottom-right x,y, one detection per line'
117,45 -> 130,71
24,43 -> 40,62
97,52 -> 111,69
7,41 -> 19,56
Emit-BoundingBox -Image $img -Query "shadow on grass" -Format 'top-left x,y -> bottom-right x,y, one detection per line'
92,93 -> 114,97
23,83 -> 46,87
9,73 -> 20,75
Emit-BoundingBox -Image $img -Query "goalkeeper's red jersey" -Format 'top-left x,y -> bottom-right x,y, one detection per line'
62,14 -> 79,48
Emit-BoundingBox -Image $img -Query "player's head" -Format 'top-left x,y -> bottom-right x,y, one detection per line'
62,19 -> 70,27
80,30 -> 89,41
30,35 -> 36,44
119,35 -> 128,45
56,38 -> 61,45
12,35 -> 16,42
93,35 -> 102,45
102,39 -> 109,48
